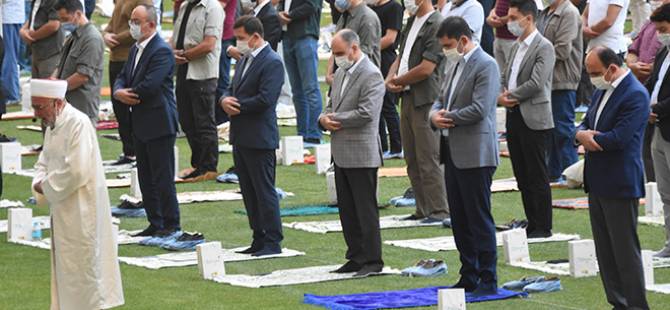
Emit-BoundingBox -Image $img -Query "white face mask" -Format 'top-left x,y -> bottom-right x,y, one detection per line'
590,75 -> 611,90
241,0 -> 256,11
405,0 -> 421,16
365,0 -> 378,5
130,23 -> 143,41
237,40 -> 252,56
658,32 -> 670,47
335,55 -> 354,70
442,40 -> 463,60
507,20 -> 525,37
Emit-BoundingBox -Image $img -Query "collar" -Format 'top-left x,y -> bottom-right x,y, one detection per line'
609,69 -> 629,89
250,41 -> 269,58
254,0 -> 271,15
71,22 -> 91,38
136,31 -> 157,50
347,54 -> 366,74
414,8 -> 434,23
52,103 -> 71,131
186,0 -> 206,8
520,29 -> 538,46
453,0 -> 473,9
461,45 -> 478,63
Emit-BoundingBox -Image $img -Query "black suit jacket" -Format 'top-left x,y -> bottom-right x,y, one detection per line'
647,46 -> 670,141
113,34 -> 178,143
256,4 -> 282,51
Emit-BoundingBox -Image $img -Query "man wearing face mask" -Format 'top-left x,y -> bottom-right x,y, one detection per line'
430,16 -> 501,296
53,0 -> 104,125
498,0 -> 555,239
576,46 -> 650,310
647,3 -> 670,259
113,5 -> 181,238
386,0 -> 450,224
220,16 -> 285,257
325,0 -> 381,86
171,0 -> 224,182
537,0 -> 582,186
227,0 -> 281,56
320,29 -> 385,277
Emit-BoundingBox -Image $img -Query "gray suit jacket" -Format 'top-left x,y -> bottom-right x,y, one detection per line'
430,47 -> 500,169
501,33 -> 556,130
323,56 -> 385,168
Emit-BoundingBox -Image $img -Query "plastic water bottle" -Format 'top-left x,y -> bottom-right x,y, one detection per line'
32,222 -> 42,241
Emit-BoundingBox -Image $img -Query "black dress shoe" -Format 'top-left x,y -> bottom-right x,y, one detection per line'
154,228 -> 179,237
451,279 -> 478,292
527,230 -> 552,239
401,214 -> 424,221
471,282 -> 498,297
132,226 -> 158,237
110,155 -> 135,166
251,247 -> 282,257
353,264 -> 383,277
235,245 -> 264,254
331,261 -> 362,273
182,168 -> 205,180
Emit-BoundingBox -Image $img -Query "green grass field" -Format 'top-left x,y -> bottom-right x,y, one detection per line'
1,8 -> 668,310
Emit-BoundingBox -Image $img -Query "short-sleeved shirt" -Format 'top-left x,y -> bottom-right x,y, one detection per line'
2,0 -> 26,24
57,23 -> 105,122
586,0 -> 629,53
372,0 -> 403,73
443,0 -> 485,43
173,0 -> 225,80
28,0 -> 64,60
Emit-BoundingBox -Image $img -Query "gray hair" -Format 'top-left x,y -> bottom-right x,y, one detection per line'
139,4 -> 158,24
336,29 -> 360,47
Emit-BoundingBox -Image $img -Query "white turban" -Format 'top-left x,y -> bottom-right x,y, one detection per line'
30,79 -> 67,99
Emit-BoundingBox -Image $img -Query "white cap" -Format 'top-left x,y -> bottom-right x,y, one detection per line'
30,79 -> 67,99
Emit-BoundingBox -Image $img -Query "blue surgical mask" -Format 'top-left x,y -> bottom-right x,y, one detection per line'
61,22 -> 77,36
335,0 -> 351,12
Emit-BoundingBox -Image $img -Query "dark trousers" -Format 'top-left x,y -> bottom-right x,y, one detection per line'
175,72 -> 219,172
234,146 -> 283,251
334,164 -> 383,268
442,139 -> 497,288
643,123 -> 656,182
588,194 -> 649,310
507,109 -> 553,232
109,61 -> 135,157
477,0 -> 495,56
135,134 -> 180,231
215,38 -> 234,125
548,90 -> 578,179
379,91 -> 402,153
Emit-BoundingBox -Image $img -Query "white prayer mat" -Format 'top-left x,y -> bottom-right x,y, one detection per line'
0,199 -> 24,208
648,283 -> 670,295
283,214 -> 443,234
8,238 -> 51,250
507,261 -> 590,276
490,178 -> 519,192
21,145 -> 40,156
278,118 -> 297,127
16,125 -> 41,132
0,216 -> 50,233
118,247 -> 305,270
218,144 -> 233,153
384,233 -> 580,252
2,111 -> 34,120
119,190 -> 245,205
639,215 -> 664,226
117,230 -> 148,245
212,265 -> 401,288
653,256 -> 670,268
15,163 -> 134,178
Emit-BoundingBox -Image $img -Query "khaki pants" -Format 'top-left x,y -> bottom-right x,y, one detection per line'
493,38 -> 515,73
400,99 -> 449,219
32,53 -> 60,79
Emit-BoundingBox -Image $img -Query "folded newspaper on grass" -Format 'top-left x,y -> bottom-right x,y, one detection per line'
384,233 -> 580,252
119,247 -> 305,269
212,265 -> 401,288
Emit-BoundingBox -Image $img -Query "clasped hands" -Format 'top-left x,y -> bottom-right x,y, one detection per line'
431,109 -> 455,129
319,113 -> 342,132
576,130 -> 603,152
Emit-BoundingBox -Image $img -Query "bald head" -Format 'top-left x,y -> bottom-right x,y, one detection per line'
130,4 -> 157,42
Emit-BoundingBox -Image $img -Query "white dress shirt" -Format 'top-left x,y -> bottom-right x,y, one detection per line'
133,31 -> 158,73
594,70 -> 629,128
398,10 -> 433,77
442,0 -> 485,43
651,53 -> 670,105
340,55 -> 366,97
508,29 -> 538,91
441,45 -> 478,136
242,41 -> 269,77
282,0 -> 292,31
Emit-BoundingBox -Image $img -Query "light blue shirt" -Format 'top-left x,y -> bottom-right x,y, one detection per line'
2,0 -> 26,24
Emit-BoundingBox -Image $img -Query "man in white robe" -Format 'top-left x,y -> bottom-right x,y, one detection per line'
30,79 -> 124,310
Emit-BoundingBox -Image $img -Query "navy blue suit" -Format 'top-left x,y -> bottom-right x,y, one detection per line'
113,33 -> 181,232
577,72 -> 650,309
222,44 -> 284,251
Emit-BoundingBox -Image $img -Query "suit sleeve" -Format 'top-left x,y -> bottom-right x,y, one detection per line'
236,57 -> 285,115
594,90 -> 650,151
446,61 -> 501,125
509,42 -> 555,101
112,58 -> 130,93
262,12 -> 282,49
132,46 -> 176,102
331,71 -> 385,128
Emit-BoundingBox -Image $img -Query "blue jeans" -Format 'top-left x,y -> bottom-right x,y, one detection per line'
548,90 -> 578,179
1,24 -> 22,104
283,36 -> 323,140
215,38 -> 234,124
